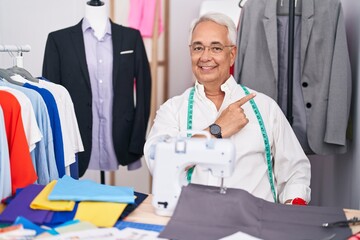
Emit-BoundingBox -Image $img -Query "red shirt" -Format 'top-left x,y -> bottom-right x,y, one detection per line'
0,90 -> 37,194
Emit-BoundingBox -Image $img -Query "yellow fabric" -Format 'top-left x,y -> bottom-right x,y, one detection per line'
74,201 -> 127,227
0,203 -> 5,214
30,180 -> 75,211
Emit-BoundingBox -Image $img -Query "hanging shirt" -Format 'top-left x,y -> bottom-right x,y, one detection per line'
0,90 -> 37,194
24,83 -> 65,178
0,80 -> 58,184
128,0 -> 164,38
0,86 -> 42,152
144,76 -> 311,203
0,106 -> 11,200
39,79 -> 84,167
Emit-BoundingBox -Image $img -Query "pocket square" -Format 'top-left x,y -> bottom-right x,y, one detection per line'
120,50 -> 134,54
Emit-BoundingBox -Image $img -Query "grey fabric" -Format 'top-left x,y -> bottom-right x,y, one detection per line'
159,184 -> 351,240
277,16 -> 312,154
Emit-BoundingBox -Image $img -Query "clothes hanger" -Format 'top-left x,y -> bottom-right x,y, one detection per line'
239,0 -> 249,8
0,68 -> 24,86
7,66 -> 39,83
87,0 -> 104,6
276,0 -> 302,16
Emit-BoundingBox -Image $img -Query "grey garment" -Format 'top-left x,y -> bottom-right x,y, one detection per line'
235,0 -> 351,155
277,16 -> 312,154
160,184 -> 351,240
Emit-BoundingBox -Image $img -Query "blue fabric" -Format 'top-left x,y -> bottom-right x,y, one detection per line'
13,216 -> 58,235
69,154 -> 79,180
48,175 -> 135,203
116,221 -> 165,232
47,202 -> 78,226
24,83 -> 65,177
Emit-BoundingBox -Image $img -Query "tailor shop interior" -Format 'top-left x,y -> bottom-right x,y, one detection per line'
0,0 -> 360,239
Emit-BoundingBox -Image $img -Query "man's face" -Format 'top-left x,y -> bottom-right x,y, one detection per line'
190,20 -> 236,85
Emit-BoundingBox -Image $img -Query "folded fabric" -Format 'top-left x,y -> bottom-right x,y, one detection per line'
47,203 -> 78,226
118,191 -> 148,220
13,216 -> 57,236
30,180 -> 75,211
48,175 -> 134,203
54,219 -> 97,234
0,184 -> 54,225
74,201 -> 127,228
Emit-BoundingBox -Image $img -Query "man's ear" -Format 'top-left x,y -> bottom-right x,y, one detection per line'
230,46 -> 237,66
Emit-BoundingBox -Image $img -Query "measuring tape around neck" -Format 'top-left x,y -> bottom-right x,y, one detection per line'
186,85 -> 278,203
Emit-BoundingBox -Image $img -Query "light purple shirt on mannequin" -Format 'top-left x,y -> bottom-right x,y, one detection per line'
82,19 -> 141,171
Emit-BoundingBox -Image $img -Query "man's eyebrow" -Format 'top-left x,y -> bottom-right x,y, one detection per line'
191,41 -> 223,45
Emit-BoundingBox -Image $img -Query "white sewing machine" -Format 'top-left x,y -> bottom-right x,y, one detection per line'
149,133 -> 236,216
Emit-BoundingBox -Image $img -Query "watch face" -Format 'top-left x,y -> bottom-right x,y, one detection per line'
210,124 -> 221,138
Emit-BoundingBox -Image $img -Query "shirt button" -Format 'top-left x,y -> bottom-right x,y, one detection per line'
99,79 -> 103,83
302,82 -> 308,87
99,59 -> 103,63
306,103 -> 312,108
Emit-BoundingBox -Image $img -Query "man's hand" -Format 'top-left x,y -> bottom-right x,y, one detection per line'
214,93 -> 256,138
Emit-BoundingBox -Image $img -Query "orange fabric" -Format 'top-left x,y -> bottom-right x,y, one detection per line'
0,91 -> 37,194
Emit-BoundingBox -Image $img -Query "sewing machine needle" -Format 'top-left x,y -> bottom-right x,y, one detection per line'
220,177 -> 227,194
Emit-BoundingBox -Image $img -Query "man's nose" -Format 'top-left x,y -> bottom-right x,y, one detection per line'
200,47 -> 212,59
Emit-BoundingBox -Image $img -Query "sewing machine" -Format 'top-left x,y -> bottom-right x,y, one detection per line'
149,133 -> 236,216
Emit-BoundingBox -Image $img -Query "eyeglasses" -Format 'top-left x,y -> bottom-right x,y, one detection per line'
189,43 -> 234,55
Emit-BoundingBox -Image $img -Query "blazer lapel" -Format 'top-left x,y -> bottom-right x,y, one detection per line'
111,21 -> 123,89
300,0 -> 314,75
262,0 -> 278,82
71,20 -> 91,90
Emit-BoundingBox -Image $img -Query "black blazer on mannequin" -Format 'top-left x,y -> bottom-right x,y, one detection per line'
42,19 -> 151,177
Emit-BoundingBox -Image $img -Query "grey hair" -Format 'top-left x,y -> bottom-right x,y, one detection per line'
188,12 -> 237,45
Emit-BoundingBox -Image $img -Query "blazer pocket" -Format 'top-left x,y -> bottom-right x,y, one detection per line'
120,50 -> 134,55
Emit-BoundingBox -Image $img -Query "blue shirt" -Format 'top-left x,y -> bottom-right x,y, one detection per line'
24,83 -> 65,178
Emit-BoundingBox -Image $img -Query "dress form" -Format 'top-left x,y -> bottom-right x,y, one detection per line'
84,2 -> 108,40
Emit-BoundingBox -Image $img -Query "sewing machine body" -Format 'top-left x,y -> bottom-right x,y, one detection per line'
149,136 -> 235,216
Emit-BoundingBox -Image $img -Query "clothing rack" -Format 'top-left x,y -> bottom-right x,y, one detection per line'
0,44 -> 31,68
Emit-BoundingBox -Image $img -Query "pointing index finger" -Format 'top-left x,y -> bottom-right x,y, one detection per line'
237,92 -> 256,106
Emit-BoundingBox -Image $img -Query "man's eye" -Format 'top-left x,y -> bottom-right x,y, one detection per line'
211,46 -> 223,52
193,46 -> 204,51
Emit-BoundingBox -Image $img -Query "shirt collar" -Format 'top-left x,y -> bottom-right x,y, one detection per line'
82,18 -> 112,36
194,75 -> 237,97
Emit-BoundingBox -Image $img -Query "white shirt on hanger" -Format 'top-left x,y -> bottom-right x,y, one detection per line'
39,80 -> 84,167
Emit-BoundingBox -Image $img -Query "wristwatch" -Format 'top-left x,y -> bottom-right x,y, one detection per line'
209,123 -> 222,138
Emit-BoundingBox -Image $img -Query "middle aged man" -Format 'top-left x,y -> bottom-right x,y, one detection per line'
144,12 -> 311,204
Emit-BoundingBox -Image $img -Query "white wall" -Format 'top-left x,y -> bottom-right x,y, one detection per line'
0,0 -> 90,75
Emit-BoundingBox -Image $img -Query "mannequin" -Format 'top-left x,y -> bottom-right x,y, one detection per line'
84,1 -> 108,40
43,0 -> 152,178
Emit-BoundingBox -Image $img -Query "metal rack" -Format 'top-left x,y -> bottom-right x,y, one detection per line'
0,44 -> 31,67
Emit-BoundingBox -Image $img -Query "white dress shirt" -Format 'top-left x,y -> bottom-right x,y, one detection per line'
144,76 -> 311,203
